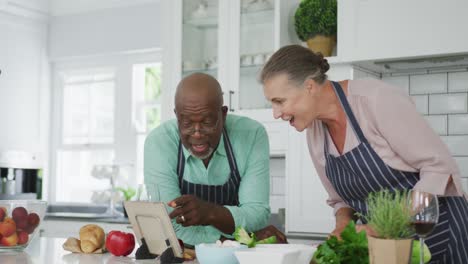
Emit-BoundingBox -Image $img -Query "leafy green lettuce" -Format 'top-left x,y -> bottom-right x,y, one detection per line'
234,226 -> 277,248
313,221 -> 369,264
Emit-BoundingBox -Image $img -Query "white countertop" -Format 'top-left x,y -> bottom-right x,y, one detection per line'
0,237 -> 199,264
0,236 -> 320,264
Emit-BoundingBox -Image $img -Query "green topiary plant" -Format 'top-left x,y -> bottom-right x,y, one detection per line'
359,189 -> 413,239
294,0 -> 338,41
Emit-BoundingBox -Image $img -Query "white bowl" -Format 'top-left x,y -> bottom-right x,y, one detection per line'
234,247 -> 300,264
256,244 -> 316,264
196,243 -> 247,264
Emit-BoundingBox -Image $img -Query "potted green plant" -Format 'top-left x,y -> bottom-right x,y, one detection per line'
359,190 -> 414,264
294,0 -> 337,56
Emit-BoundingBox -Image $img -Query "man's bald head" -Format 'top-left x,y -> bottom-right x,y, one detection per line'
174,73 -> 223,110
174,73 -> 227,161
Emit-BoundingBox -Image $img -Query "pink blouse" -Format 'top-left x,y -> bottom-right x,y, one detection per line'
306,79 -> 466,215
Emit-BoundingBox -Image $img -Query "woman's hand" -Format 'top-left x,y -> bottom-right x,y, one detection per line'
330,224 -> 347,239
355,224 -> 377,237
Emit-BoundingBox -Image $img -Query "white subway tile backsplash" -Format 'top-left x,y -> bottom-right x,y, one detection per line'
441,136 -> 468,156
454,157 -> 468,178
410,95 -> 428,114
382,75 -> 410,94
448,71 -> 468,92
448,114 -> 468,135
424,115 -> 447,135
410,73 -> 447,95
429,93 -> 468,114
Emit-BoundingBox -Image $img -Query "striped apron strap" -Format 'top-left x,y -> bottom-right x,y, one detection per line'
330,81 -> 367,144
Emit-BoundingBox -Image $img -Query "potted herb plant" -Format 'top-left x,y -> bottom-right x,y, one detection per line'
294,0 -> 337,56
359,190 -> 414,264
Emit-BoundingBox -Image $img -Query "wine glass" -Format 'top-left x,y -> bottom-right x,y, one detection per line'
137,183 -> 161,202
408,190 -> 439,264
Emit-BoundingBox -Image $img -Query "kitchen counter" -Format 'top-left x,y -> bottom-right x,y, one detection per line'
0,236 -> 320,264
0,237 -> 199,264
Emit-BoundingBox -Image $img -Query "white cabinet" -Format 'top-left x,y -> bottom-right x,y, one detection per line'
161,0 -> 301,156
286,130 -> 334,235
339,0 -> 468,62
0,14 -> 48,153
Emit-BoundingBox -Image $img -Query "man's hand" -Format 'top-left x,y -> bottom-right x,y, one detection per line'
168,195 -> 214,227
254,225 -> 288,244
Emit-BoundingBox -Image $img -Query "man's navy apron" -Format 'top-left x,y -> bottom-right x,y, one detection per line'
176,128 -> 240,206
324,81 -> 468,264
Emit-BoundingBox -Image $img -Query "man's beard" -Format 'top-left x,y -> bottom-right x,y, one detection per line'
189,147 -> 215,160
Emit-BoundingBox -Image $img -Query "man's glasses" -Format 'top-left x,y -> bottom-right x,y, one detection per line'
178,118 -> 220,135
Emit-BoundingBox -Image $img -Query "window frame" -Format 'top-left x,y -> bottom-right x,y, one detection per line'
48,51 -> 161,203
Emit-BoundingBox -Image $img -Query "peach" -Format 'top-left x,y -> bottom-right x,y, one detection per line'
1,232 -> 18,246
27,213 -> 40,228
12,207 -> 28,222
0,218 -> 16,237
17,231 -> 29,245
0,207 -> 6,221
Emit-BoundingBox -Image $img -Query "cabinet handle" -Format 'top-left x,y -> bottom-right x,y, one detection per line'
229,90 -> 235,112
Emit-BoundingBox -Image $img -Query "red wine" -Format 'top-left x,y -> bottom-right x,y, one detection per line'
411,221 -> 436,236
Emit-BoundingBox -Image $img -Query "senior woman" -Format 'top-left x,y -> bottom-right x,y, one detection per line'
260,44 -> 468,263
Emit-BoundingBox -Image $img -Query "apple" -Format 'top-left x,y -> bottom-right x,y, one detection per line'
0,207 -> 6,221
105,231 -> 135,256
17,231 -> 29,245
1,232 -> 18,246
12,207 -> 28,222
0,217 -> 16,237
27,213 -> 40,228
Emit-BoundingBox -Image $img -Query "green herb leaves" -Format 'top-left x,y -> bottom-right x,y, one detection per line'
359,190 -> 413,239
313,221 -> 369,264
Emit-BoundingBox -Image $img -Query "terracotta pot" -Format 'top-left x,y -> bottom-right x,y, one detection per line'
306,35 -> 336,57
368,236 -> 413,264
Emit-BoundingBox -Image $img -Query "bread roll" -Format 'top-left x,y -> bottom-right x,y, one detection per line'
79,224 -> 105,253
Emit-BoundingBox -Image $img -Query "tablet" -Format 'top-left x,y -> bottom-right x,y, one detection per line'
124,201 -> 183,258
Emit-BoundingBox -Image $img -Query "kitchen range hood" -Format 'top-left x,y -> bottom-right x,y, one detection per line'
354,54 -> 468,75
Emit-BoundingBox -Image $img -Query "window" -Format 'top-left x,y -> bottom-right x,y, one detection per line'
133,63 -> 162,183
50,52 -> 162,204
54,69 -> 116,203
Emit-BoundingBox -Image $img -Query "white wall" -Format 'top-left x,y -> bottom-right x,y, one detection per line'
48,2 -> 162,59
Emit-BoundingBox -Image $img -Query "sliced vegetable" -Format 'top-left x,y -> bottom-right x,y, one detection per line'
234,226 -> 276,248
256,236 -> 277,245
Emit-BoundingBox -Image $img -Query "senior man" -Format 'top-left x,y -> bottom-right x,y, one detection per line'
144,73 -> 286,245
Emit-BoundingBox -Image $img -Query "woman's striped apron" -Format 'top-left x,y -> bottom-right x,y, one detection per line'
176,127 -> 241,206
324,81 -> 468,263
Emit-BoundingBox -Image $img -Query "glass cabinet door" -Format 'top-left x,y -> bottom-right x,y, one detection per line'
182,0 -> 219,78
237,0 -> 275,110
